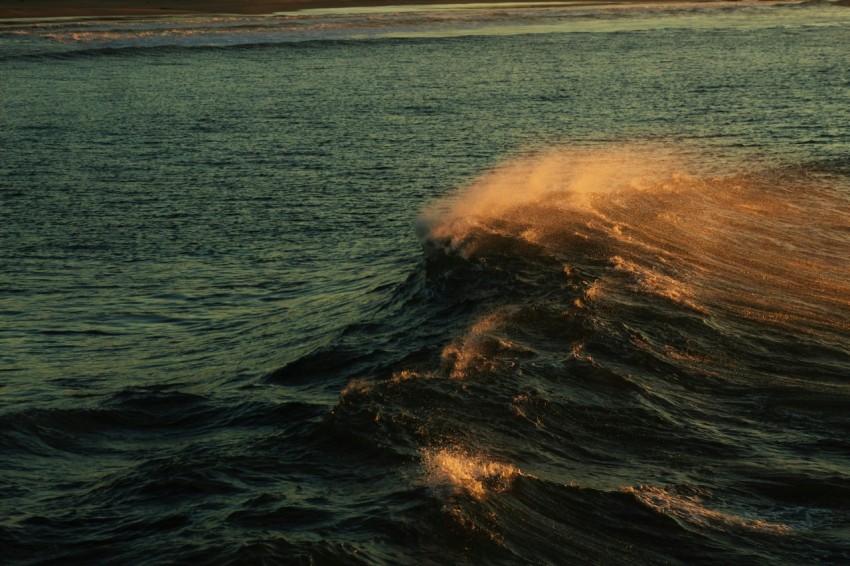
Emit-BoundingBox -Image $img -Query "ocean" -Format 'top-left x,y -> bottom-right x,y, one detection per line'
1,1 -> 849,563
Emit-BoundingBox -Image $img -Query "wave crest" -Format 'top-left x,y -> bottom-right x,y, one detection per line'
423,447 -> 522,500
624,485 -> 793,535
418,145 -> 687,256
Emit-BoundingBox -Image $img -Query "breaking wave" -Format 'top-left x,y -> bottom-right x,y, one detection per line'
325,144 -> 850,562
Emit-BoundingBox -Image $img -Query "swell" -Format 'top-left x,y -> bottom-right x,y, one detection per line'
0,383 -> 398,564
99,145 -> 850,562
316,144 -> 850,562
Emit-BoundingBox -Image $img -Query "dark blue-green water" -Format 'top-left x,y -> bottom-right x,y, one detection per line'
2,2 -> 850,563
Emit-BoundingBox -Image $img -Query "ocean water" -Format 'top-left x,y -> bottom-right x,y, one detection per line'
2,1 -> 850,563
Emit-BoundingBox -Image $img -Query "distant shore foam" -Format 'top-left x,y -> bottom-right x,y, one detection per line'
0,0 -> 805,21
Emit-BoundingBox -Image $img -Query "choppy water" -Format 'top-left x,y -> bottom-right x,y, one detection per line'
2,1 -> 850,563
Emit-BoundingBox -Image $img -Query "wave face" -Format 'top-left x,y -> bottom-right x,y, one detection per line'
327,146 -> 850,563
2,2 -> 850,564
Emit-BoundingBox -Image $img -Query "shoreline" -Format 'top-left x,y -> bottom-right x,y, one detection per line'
0,0 -> 800,21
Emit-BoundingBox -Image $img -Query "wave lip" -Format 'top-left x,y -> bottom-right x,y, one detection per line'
624,484 -> 793,535
419,146 -> 679,242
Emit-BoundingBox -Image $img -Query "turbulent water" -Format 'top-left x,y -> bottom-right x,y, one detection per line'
2,1 -> 850,563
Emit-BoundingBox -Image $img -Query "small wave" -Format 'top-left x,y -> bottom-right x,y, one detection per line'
422,447 -> 522,500
624,484 -> 793,535
439,311 -> 534,380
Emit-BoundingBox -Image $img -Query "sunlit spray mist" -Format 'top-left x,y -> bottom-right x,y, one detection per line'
416,145 -> 688,254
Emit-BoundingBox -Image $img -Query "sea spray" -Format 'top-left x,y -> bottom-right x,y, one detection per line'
417,145 -> 690,255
